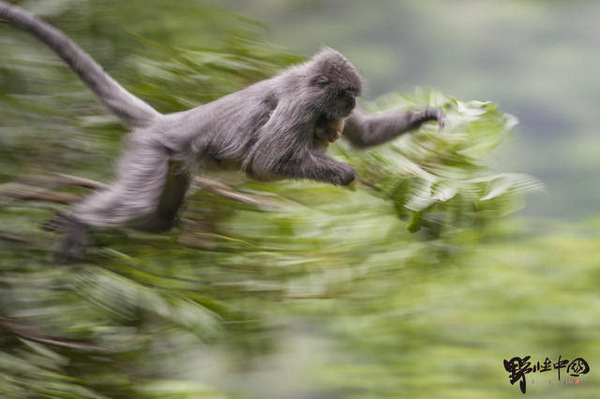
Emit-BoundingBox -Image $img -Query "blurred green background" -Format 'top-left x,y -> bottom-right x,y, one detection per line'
1,0 -> 599,398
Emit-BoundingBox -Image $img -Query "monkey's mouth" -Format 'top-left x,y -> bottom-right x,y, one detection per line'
328,119 -> 345,142
315,115 -> 345,143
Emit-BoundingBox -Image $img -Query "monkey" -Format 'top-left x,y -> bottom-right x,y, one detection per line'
0,2 -> 445,258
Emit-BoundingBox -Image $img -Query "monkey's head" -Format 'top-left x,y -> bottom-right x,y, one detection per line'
304,48 -> 363,143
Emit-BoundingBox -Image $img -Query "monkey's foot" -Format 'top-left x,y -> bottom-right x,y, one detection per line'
55,217 -> 89,262
42,214 -> 67,232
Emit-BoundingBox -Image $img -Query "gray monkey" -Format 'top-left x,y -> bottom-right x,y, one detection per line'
0,2 -> 445,258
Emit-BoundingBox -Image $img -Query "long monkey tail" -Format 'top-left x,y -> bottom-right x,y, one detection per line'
0,2 -> 161,128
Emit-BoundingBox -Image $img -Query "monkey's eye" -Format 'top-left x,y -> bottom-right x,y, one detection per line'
313,75 -> 330,87
346,95 -> 356,111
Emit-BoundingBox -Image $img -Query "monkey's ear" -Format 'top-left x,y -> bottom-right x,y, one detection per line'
312,75 -> 330,88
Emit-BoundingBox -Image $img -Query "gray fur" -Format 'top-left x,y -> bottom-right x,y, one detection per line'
1,2 -> 444,256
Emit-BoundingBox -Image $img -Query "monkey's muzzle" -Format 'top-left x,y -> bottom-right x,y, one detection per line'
328,119 -> 345,142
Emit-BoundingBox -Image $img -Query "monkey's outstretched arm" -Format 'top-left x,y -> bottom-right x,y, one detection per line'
343,107 -> 445,148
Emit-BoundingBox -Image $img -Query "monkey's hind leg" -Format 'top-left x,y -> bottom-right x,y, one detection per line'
58,139 -> 175,259
130,161 -> 191,233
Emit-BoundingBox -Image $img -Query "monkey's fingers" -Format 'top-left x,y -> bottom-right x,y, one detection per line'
437,111 -> 446,129
424,107 -> 446,130
437,112 -> 446,130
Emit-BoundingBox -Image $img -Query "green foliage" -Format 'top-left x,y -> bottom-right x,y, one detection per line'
333,89 -> 542,236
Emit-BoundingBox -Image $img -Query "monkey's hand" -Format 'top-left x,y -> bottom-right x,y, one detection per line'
329,162 -> 356,186
423,107 -> 446,129
291,153 -> 355,186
